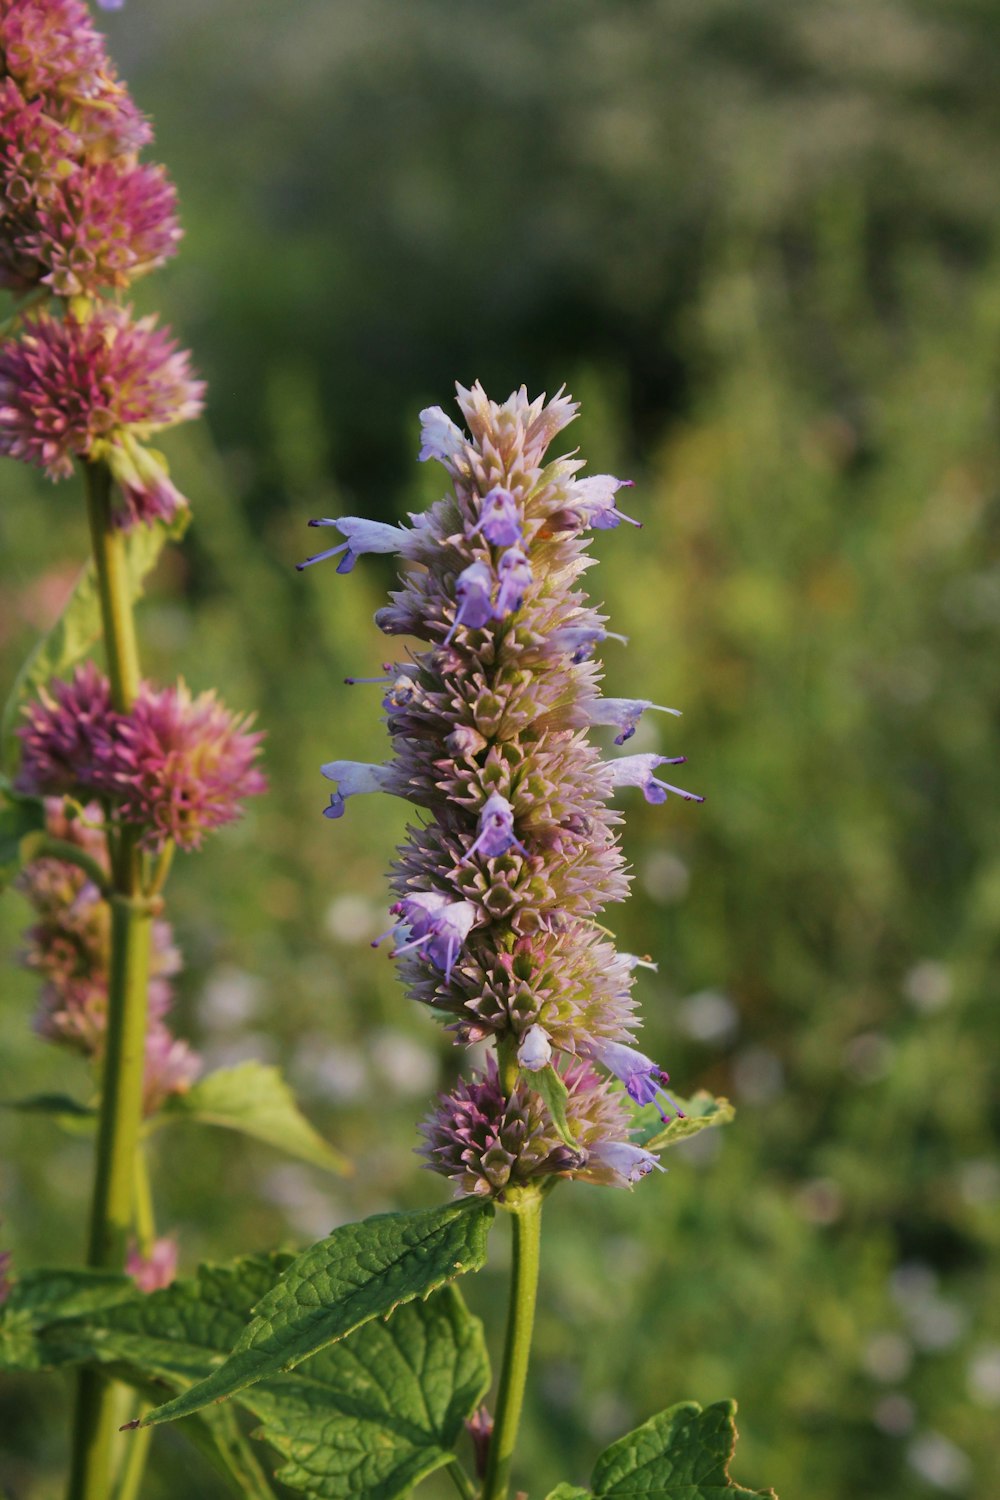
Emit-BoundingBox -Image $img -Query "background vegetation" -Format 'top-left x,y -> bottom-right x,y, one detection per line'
2,1 -> 998,1495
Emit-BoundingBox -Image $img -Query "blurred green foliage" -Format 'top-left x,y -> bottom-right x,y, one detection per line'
2,1 -> 998,1496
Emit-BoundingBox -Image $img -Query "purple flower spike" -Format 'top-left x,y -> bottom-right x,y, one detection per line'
590,1040 -> 683,1122
493,546 -> 533,617
461,791 -> 528,863
445,561 -> 495,644
607,753 -> 704,805
589,698 -> 681,745
589,1140 -> 665,1186
473,487 -> 523,547
298,516 -> 408,573
572,475 -> 640,530
310,383 -> 704,1197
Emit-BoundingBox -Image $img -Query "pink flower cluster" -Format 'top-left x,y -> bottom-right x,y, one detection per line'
0,304 -> 204,525
17,662 -> 267,852
17,798 -> 199,1114
0,0 -> 202,525
0,0 -> 178,295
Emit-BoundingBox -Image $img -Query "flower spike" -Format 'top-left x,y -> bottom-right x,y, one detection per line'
307,383 -> 703,1198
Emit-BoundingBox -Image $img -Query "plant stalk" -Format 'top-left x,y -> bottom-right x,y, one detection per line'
482,1194 -> 543,1500
67,462 -> 153,1500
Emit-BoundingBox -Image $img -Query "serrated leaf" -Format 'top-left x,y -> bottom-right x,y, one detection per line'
0,508 -> 188,772
157,1061 -> 350,1175
248,1285 -> 489,1500
141,1198 -> 494,1428
630,1092 -> 735,1152
527,1063 -> 577,1149
29,1254 -> 489,1500
591,1399 -> 776,1499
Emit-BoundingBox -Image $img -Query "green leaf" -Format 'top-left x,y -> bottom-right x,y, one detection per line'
248,1285 -> 489,1500
25,1253 -> 489,1500
141,1198 -> 494,1427
526,1063 -> 577,1149
591,1399 -> 776,1499
545,1488 -> 591,1500
3,1093 -> 96,1127
630,1092 -> 735,1152
0,785 -> 45,888
0,1268 -> 134,1372
0,509 -> 189,772
156,1060 -> 350,1175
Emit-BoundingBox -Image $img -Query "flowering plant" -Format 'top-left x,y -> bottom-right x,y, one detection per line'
0,7 -> 776,1500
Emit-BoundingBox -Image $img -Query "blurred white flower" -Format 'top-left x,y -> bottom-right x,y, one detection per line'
906,1432 -> 972,1491
902,960 -> 952,1013
967,1344 -> 1000,1406
678,989 -> 739,1045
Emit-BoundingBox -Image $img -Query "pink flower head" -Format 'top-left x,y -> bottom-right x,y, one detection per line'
16,660 -> 114,797
0,1246 -> 12,1305
18,158 -> 180,297
0,0 -> 108,104
143,1024 -> 200,1114
0,78 -> 80,217
109,681 -> 267,852
0,305 -> 203,526
126,1235 -> 177,1293
18,798 -> 183,1057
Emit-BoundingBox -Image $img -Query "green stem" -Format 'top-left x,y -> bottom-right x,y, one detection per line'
447,1459 -> 478,1500
67,462 -> 153,1500
84,460 -> 141,712
482,1194 -> 543,1500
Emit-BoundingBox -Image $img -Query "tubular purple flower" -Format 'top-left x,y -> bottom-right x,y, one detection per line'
607,752 -> 704,805
588,1140 -> 665,1187
493,545 -> 532,617
461,792 -> 528,863
377,891 -> 478,984
472,486 -> 523,547
445,561 -> 494,643
621,952 -> 659,972
297,515 -> 410,573
311,383 -> 702,1197
589,1040 -> 683,1122
571,474 -> 640,530
550,624 -> 629,663
320,759 -> 401,819
517,1024 -> 552,1072
589,698 -> 681,745
418,403 -> 468,470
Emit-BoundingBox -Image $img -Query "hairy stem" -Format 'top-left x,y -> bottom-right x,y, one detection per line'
67,462 -> 153,1500
482,1194 -> 543,1500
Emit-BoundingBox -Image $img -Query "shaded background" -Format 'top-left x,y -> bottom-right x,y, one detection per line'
2,0 -> 999,1495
